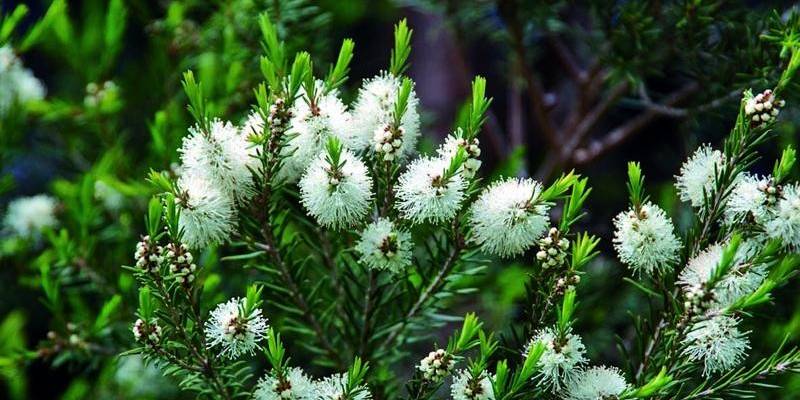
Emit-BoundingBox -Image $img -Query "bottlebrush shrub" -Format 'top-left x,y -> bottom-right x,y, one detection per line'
124,17 -> 800,400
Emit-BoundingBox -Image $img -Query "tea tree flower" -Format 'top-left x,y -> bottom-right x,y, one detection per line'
299,141 -> 372,229
314,373 -> 372,400
682,315 -> 749,376
450,370 -> 494,400
355,218 -> 413,273
179,119 -> 256,202
564,366 -> 629,400
242,110 -> 265,137
205,297 -> 268,359
254,367 -> 315,400
469,178 -> 550,258
3,194 -> 58,237
613,202 -> 681,275
280,85 -> 351,182
417,349 -> 455,381
765,183 -> 800,249
0,45 -> 46,115
396,156 -> 466,224
352,72 -> 421,157
678,243 -> 765,310
175,172 -> 237,249
527,327 -> 586,390
675,145 -> 725,207
724,174 -> 773,225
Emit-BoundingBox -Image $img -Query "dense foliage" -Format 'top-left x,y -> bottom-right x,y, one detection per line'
3,1 -> 800,399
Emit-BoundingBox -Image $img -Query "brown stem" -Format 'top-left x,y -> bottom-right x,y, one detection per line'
572,83 -> 699,165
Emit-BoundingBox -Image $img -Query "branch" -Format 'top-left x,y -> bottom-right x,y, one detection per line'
572,83 -> 699,165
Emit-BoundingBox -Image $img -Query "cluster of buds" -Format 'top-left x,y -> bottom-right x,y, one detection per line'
373,124 -> 404,161
536,228 -> 570,269
134,235 -> 162,273
453,136 -> 482,179
745,89 -> 784,128
132,318 -> 162,345
83,80 -> 118,108
163,242 -> 197,285
267,98 -> 292,134
758,179 -> 783,205
554,274 -> 581,295
417,349 -> 455,381
267,377 -> 294,399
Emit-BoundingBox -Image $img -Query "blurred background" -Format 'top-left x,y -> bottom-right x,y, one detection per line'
2,0 -> 800,398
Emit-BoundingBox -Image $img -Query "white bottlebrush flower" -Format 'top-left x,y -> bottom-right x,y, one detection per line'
765,184 -> 800,249
0,45 -> 46,115
355,218 -> 413,273
527,327 -> 586,390
450,370 -> 494,400
176,172 -> 237,249
396,156 -> 466,224
469,178 -> 550,258
254,367 -> 315,400
205,297 -> 268,359
299,149 -> 373,229
723,173 -> 772,225
3,194 -> 58,237
675,145 -> 725,207
613,202 -> 681,275
563,366 -> 629,400
179,119 -> 257,202
242,110 -> 266,137
351,72 -> 420,157
682,314 -> 749,376
279,85 -> 352,182
314,373 -> 372,400
677,243 -> 766,310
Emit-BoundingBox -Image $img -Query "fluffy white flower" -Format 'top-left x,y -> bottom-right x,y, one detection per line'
564,366 -> 629,400
279,85 -> 352,182
351,72 -> 420,157
205,297 -> 268,359
179,119 -> 257,202
299,149 -> 372,229
469,178 -> 550,258
527,327 -> 586,390
682,315 -> 749,376
765,184 -> 800,249
242,110 -> 266,137
3,194 -> 58,237
675,145 -> 725,207
677,243 -> 766,309
355,218 -> 413,273
450,370 -> 494,400
314,373 -> 372,400
176,172 -> 237,249
0,45 -> 45,115
613,202 -> 681,275
254,367 -> 315,400
724,174 -> 772,225
396,156 -> 466,224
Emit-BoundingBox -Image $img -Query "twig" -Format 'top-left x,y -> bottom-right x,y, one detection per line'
572,83 -> 699,165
